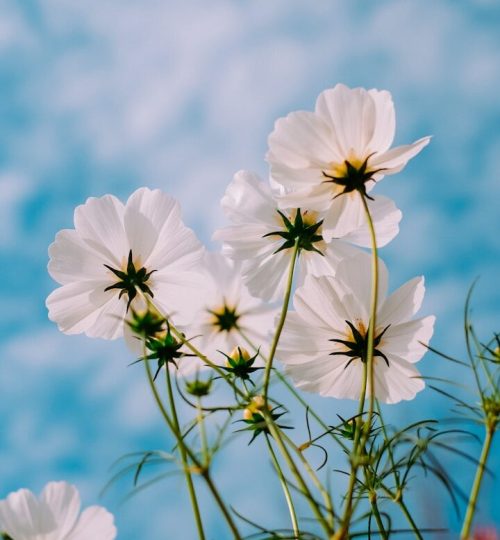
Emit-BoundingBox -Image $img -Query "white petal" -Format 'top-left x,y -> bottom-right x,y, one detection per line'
373,355 -> 425,404
73,195 -> 128,269
300,240 -> 362,283
124,187 -> 180,264
46,281 -> 119,338
48,230 -> 108,285
41,482 -> 80,538
339,195 -> 402,248
68,506 -> 117,540
219,170 -> 278,225
268,111 -> 338,168
378,277 -> 425,327
293,275 -> 353,330
315,84 -> 377,157
383,316 -> 435,363
152,270 -> 207,325
243,249 -> 290,302
366,88 -> 396,154
333,253 -> 389,317
0,488 -> 56,539
369,136 -> 431,174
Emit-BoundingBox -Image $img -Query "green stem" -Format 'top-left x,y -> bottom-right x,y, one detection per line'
359,193 -> 379,438
197,397 -> 210,468
369,493 -> 388,539
281,431 -> 336,531
165,368 -> 206,540
460,427 -> 495,539
265,434 -> 300,538
263,239 -> 300,399
201,471 -> 243,540
338,195 -> 380,538
266,419 -> 333,537
143,358 -> 240,539
396,496 -> 424,540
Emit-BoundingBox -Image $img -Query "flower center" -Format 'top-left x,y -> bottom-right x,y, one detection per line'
209,303 -> 240,332
322,153 -> 386,200
263,208 -> 324,255
329,320 -> 391,369
104,249 -> 156,310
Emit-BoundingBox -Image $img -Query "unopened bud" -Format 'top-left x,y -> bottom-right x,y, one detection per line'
226,346 -> 251,367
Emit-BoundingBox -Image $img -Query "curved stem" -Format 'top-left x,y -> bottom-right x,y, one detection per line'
263,240 -> 300,399
143,358 -> 241,539
461,427 -> 495,539
265,434 -> 300,538
266,419 -> 333,537
338,194 -> 379,538
281,431 -> 336,530
359,193 -> 379,436
165,368 -> 206,540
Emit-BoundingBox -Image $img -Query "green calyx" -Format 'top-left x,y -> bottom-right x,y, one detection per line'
263,208 -> 324,255
209,304 -> 240,332
104,249 -> 156,310
143,323 -> 194,380
329,320 -> 391,369
220,347 -> 261,382
185,376 -> 213,398
322,154 -> 386,200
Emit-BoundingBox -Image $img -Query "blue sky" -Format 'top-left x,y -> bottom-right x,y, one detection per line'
0,0 -> 499,538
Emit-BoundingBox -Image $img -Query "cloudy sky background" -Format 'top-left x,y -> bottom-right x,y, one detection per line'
0,0 -> 499,538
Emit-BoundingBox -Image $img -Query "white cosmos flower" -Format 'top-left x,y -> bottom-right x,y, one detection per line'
188,252 -> 279,364
267,83 -> 430,242
0,481 -> 116,540
46,188 -> 205,339
213,170 -> 401,302
278,254 -> 435,404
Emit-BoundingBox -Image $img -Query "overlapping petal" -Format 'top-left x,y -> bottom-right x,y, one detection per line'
268,83 -> 429,239
47,188 -> 205,339
279,254 -> 435,404
214,170 -> 399,302
0,482 -> 116,540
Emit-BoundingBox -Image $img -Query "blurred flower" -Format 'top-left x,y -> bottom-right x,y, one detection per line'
473,528 -> 499,540
188,252 -> 278,364
213,170 -> 401,301
0,481 -> 116,540
46,188 -> 204,339
267,83 -> 430,241
278,253 -> 435,404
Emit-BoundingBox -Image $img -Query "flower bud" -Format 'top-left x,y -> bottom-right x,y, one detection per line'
226,346 -> 251,367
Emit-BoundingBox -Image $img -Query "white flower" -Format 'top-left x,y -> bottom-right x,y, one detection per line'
0,481 -> 116,540
267,83 -> 430,242
47,188 -> 205,339
278,254 -> 435,404
188,252 -> 279,364
213,170 -> 401,302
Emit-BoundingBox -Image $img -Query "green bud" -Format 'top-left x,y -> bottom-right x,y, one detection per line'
185,377 -> 213,398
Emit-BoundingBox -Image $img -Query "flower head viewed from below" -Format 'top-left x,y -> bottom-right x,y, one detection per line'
267,83 -> 430,241
188,252 -> 279,364
46,188 -> 205,339
213,170 -> 402,301
0,482 -> 116,540
278,253 -> 435,404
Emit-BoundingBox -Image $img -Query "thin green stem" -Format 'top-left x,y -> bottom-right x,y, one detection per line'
265,434 -> 300,538
369,493 -> 388,539
263,240 -> 300,399
338,194 -> 379,539
143,358 -> 240,539
165,368 -> 206,540
359,193 -> 379,436
197,397 -> 210,468
460,427 -> 495,539
281,431 -> 336,531
266,419 -> 334,537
